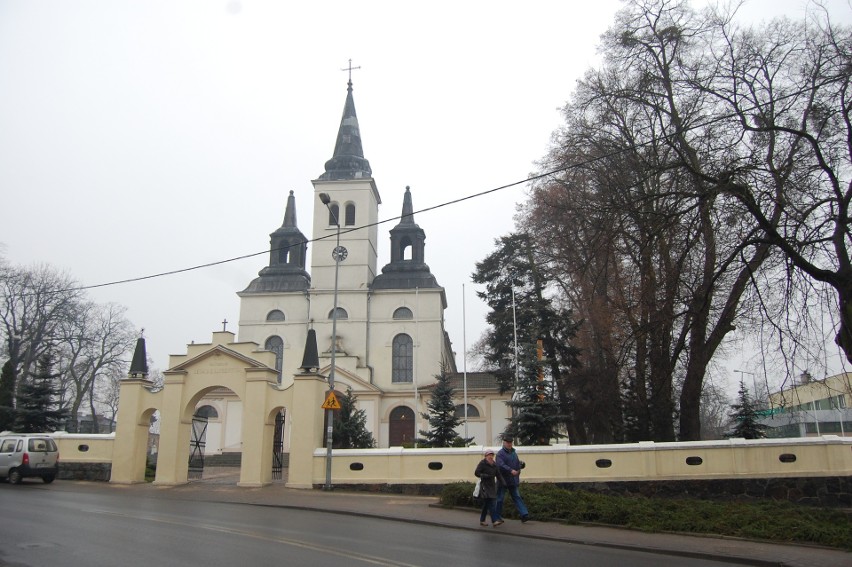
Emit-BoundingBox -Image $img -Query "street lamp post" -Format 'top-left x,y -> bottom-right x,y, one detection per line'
734,369 -> 758,404
319,192 -> 343,490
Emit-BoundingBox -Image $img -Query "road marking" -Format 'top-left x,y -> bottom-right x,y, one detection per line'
88,508 -> 419,567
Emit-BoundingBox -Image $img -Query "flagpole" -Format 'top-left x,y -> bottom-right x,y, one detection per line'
463,283 -> 468,440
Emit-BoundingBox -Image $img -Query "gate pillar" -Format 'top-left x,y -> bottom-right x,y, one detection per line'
153,374 -> 190,485
286,370 -> 328,488
239,372 -> 277,487
111,378 -> 156,484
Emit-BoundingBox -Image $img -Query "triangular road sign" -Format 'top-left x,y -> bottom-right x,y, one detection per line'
321,391 -> 341,410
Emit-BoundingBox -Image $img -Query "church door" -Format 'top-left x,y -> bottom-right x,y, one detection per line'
389,406 -> 415,447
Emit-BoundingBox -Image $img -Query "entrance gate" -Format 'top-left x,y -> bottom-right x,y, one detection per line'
272,410 -> 285,480
188,414 -> 208,480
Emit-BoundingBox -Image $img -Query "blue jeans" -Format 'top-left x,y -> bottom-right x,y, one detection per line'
496,484 -> 529,518
479,497 -> 497,523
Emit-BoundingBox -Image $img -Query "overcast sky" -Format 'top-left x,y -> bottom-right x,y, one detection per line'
2,1 -> 850,393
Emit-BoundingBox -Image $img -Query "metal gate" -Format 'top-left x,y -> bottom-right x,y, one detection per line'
188,414 -> 207,480
272,410 -> 285,480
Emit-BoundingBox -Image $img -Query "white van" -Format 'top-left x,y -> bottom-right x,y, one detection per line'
0,434 -> 60,484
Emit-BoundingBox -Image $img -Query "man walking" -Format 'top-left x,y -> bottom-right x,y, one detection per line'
495,435 -> 530,522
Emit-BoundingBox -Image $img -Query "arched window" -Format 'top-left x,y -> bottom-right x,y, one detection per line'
194,405 -> 219,419
393,307 -> 413,320
345,203 -> 356,226
392,334 -> 413,383
328,307 -> 348,320
454,404 -> 480,419
265,336 -> 284,380
328,203 -> 340,226
266,310 -> 285,322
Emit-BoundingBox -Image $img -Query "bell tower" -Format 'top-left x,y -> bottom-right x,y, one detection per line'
311,78 -> 381,289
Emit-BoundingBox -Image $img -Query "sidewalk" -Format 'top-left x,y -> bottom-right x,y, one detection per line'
55,471 -> 850,567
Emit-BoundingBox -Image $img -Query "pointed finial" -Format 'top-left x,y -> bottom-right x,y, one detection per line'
400,185 -> 415,224
283,190 -> 297,228
129,336 -> 149,379
300,329 -> 320,372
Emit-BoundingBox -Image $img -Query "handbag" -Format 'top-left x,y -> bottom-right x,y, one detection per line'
472,479 -> 481,498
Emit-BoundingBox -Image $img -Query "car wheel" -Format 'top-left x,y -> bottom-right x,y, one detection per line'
8,469 -> 22,485
42,474 -> 55,484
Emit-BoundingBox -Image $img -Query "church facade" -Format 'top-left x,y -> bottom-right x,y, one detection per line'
196,79 -> 509,451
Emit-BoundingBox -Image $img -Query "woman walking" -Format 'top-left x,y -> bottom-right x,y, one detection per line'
474,449 -> 504,527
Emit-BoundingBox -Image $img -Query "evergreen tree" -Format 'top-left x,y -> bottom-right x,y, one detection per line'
727,381 -> 767,439
333,388 -> 375,449
0,359 -> 16,431
472,232 -> 583,442
14,353 -> 66,432
504,344 -> 566,445
418,369 -> 473,447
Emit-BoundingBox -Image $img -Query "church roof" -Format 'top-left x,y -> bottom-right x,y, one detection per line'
318,80 -> 372,181
421,372 -> 505,392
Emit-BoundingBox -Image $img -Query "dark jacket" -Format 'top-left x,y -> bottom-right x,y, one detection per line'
474,458 -> 501,499
496,446 -> 524,487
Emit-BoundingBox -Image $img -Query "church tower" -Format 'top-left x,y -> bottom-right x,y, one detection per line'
310,78 -> 381,290
234,77 -> 462,446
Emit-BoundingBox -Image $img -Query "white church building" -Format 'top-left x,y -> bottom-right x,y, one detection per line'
191,78 -> 510,453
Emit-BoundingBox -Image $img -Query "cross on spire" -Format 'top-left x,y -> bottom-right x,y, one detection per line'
342,58 -> 360,86
222,318 -> 228,332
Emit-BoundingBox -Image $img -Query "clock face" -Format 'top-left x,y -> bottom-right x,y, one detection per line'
332,245 -> 348,261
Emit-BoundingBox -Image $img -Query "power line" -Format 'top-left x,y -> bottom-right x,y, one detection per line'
44,74 -> 835,295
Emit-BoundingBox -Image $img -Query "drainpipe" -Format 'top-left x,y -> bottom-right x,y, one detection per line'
366,289 -> 374,384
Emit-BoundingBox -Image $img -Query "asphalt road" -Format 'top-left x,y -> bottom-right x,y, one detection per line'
0,483 -> 744,567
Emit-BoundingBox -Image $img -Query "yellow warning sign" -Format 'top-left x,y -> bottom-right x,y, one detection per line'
321,391 -> 341,410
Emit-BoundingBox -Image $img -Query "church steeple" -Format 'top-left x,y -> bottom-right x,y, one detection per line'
372,186 -> 440,290
241,190 -> 311,293
318,79 -> 372,181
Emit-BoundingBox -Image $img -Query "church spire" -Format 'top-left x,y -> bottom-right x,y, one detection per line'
283,188 -> 297,228
319,79 -> 372,181
400,185 -> 415,225
371,186 -> 441,290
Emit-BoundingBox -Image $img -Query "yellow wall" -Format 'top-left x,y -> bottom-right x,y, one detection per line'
62,434 -> 852,485
52,433 -> 114,463
312,436 -> 852,485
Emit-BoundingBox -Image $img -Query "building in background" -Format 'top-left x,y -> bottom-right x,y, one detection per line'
761,372 -> 851,438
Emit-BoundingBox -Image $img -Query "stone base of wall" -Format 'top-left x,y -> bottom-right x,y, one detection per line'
325,476 -> 852,507
59,462 -> 111,482
556,477 -> 852,507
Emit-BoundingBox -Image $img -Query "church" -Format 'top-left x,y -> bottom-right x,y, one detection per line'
189,77 -> 510,453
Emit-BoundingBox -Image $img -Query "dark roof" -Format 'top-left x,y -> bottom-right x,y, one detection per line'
421,372 -> 505,391
129,337 -> 148,378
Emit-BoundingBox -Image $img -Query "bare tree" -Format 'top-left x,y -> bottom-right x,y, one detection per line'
57,302 -> 136,432
0,262 -> 83,400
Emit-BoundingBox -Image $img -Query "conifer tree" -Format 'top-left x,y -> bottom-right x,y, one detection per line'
727,380 -> 767,439
333,388 -> 375,449
0,359 -> 16,431
504,344 -> 566,445
14,353 -> 67,432
418,369 -> 472,447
